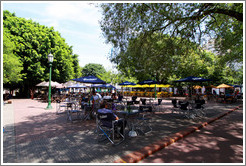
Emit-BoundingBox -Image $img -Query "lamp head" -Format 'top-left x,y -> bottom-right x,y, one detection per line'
47,52 -> 53,63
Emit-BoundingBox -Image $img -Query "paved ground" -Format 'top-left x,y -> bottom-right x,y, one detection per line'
2,98 -> 243,163
140,107 -> 243,163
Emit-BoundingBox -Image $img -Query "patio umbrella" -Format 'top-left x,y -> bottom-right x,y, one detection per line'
67,83 -> 87,88
91,84 -> 115,89
216,84 -> 233,89
137,79 -> 159,99
63,81 -> 76,88
149,84 -> 171,88
119,81 -> 136,97
128,84 -> 150,88
216,84 -> 234,96
193,85 -> 202,89
36,81 -> 47,87
72,75 -> 106,93
36,81 -> 62,88
118,81 -> 136,86
174,76 -> 212,82
72,75 -> 106,84
138,79 -> 159,85
174,76 -> 212,97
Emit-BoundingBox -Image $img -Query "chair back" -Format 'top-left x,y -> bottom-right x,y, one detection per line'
118,95 -> 123,102
132,96 -> 137,102
98,112 -> 114,121
140,98 -> 146,105
180,102 -> 189,110
172,99 -> 178,108
97,112 -> 115,128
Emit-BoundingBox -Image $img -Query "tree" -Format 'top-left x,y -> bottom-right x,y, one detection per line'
99,3 -> 243,68
3,29 -> 23,85
113,33 -> 218,83
81,63 -> 106,77
3,10 -> 81,97
99,69 -> 138,85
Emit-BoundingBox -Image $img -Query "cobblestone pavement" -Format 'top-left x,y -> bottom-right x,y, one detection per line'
2,98 -> 243,163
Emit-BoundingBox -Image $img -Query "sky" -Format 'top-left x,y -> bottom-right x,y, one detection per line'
2,1 -> 115,71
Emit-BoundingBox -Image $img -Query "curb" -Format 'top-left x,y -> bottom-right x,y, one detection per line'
114,105 -> 241,163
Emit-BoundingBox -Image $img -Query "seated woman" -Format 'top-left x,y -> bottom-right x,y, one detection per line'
97,101 -> 126,135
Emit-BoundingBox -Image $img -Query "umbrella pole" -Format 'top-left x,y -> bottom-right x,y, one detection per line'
155,84 -> 157,99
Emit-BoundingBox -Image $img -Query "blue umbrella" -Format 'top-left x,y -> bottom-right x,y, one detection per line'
138,79 -> 159,85
228,84 -> 242,88
91,84 -> 115,89
72,75 -> 106,84
103,84 -> 116,89
67,83 -> 87,88
174,76 -> 212,98
119,81 -> 136,86
174,76 -> 212,82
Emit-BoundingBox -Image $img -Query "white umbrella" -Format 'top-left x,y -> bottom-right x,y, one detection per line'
36,81 -> 47,87
36,81 -> 62,88
63,80 -> 76,88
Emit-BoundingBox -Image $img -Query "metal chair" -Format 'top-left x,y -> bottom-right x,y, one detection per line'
131,96 -> 139,104
171,99 -> 180,114
179,101 -> 192,118
135,105 -> 153,134
66,102 -> 84,122
192,99 -> 206,118
152,99 -> 162,112
140,98 -> 146,105
56,99 -> 67,114
96,112 -> 125,145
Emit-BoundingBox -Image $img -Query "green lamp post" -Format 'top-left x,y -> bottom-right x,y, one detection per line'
155,72 -> 157,99
46,52 -> 53,110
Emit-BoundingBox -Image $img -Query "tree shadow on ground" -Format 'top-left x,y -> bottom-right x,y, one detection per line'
3,100 -> 243,163
140,109 -> 243,163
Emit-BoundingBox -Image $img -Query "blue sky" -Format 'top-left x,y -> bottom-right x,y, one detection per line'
2,1 -> 115,70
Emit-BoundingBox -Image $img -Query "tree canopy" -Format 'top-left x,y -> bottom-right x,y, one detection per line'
3,10 -> 81,96
99,3 -> 243,84
112,33 -> 222,83
3,29 -> 24,85
81,63 -> 106,77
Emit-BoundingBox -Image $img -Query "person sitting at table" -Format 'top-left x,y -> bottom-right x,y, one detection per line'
97,101 -> 127,135
81,93 -> 87,102
101,92 -> 105,98
117,93 -> 123,102
111,93 -> 117,100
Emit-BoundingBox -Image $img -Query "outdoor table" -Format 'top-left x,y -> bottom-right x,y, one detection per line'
116,110 -> 139,137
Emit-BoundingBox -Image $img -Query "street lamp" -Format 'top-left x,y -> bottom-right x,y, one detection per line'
46,52 -> 53,109
154,72 -> 157,100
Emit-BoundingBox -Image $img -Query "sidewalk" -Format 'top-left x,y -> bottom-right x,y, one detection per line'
2,98 -> 243,163
140,107 -> 243,163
